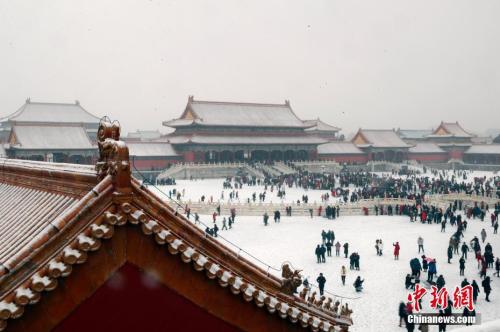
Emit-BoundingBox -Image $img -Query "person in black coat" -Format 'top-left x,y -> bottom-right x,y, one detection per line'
315,245 -> 321,263
482,276 -> 492,302
316,273 -> 326,295
436,275 -> 446,290
398,301 -> 407,327
354,276 -> 364,292
471,280 -> 480,303
343,242 -> 349,258
447,246 -> 453,264
326,241 -> 333,257
459,257 -> 466,276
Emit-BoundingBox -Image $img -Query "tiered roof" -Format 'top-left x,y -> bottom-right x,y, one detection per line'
427,122 -> 475,138
168,134 -> 326,145
352,129 -> 409,148
0,100 -> 100,125
397,129 -> 433,140
9,125 -> 94,150
164,96 -> 309,129
0,119 -> 352,332
465,144 -> 500,155
303,119 -> 341,133
317,142 -> 365,155
408,143 -> 446,154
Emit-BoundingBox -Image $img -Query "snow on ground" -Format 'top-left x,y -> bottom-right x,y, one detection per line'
150,170 -> 499,331
154,170 -> 498,206
156,178 -> 342,205
192,214 -> 500,332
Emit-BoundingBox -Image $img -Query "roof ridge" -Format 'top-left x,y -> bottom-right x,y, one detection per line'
191,99 -> 289,108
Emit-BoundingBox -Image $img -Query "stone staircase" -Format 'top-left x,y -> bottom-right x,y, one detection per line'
157,162 -> 265,180
273,162 -> 297,174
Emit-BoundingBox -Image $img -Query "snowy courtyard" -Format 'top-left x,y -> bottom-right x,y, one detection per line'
150,173 -> 500,332
197,214 -> 500,331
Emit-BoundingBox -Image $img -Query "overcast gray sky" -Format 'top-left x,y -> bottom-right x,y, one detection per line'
1,0 -> 499,136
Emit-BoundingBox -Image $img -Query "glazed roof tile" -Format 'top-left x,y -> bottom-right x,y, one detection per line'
0,101 -> 100,124
11,125 -> 94,150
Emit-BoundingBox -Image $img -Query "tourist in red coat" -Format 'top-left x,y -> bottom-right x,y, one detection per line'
393,242 -> 401,260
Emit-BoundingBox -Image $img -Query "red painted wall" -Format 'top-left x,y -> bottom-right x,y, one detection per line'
131,159 -> 179,170
183,151 -> 196,162
448,149 -> 464,160
54,263 -> 239,332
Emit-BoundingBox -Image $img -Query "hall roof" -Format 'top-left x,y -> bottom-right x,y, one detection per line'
0,100 -> 100,125
9,125 -> 94,150
128,142 -> 179,157
397,129 -> 433,140
427,122 -> 475,138
303,119 -> 341,132
352,129 -> 409,148
317,142 -> 364,155
465,144 -> 500,155
167,134 -> 326,145
408,143 -> 446,154
0,135 -> 352,331
163,96 -> 309,129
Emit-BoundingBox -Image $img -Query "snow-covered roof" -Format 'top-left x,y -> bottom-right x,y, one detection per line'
427,122 -> 475,138
465,144 -> 500,155
317,142 -> 364,155
397,129 -> 433,140
126,130 -> 162,141
11,125 -> 94,150
303,119 -> 341,132
408,143 -> 446,154
353,129 -> 409,148
0,100 -> 100,125
128,142 -> 179,157
164,97 -> 308,128
168,134 -> 326,145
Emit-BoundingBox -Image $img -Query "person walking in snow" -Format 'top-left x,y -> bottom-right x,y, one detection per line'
417,236 -> 424,253
341,266 -> 347,286
461,242 -> 469,259
459,256 -> 466,276
335,241 -> 341,257
481,228 -> 487,243
222,217 -> 228,230
482,276 -> 492,302
343,242 -> 349,258
393,242 -> 401,260
447,245 -> 453,264
316,273 -> 326,296
495,258 -> 500,277
315,245 -> 321,263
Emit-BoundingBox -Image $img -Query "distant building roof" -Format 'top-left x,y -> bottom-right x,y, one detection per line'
303,119 -> 341,132
126,130 -> 162,141
352,129 -> 409,148
465,144 -> 500,155
317,142 -> 364,155
168,134 -> 326,145
397,129 -> 433,140
427,122 -> 475,138
0,99 -> 100,125
408,143 -> 446,154
128,142 -> 179,157
163,96 -> 308,129
9,125 -> 94,150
